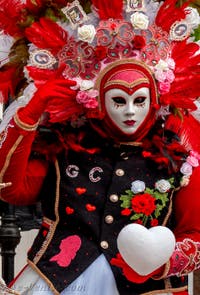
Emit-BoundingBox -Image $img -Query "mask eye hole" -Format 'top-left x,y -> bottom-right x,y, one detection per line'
112,97 -> 126,106
134,96 -> 146,107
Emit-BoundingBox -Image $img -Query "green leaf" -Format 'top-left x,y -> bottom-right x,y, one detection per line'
120,195 -> 132,208
154,191 -> 168,202
154,204 -> 164,218
192,25 -> 200,41
124,190 -> 134,197
130,213 -> 143,220
145,188 -> 154,195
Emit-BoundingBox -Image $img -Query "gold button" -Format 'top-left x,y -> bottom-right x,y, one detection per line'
109,194 -> 119,203
105,215 -> 114,224
115,169 -> 125,176
100,241 -> 109,249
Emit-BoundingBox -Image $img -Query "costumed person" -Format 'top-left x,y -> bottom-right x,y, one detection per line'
0,0 -> 200,294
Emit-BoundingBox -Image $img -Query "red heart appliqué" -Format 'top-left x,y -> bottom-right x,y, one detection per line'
65,206 -> 74,215
76,187 -> 86,195
86,204 -> 96,211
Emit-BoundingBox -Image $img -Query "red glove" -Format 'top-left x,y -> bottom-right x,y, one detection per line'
110,253 -> 164,284
18,78 -> 77,125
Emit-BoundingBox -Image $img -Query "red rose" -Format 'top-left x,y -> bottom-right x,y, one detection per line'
132,35 -> 146,49
94,46 -> 107,60
131,193 -> 156,216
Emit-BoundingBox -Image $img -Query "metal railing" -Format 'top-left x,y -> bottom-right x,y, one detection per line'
0,202 -> 21,284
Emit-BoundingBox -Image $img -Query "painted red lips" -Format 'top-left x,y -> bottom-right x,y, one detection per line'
123,120 -> 136,126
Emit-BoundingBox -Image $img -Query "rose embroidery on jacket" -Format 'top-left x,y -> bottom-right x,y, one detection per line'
120,178 -> 175,226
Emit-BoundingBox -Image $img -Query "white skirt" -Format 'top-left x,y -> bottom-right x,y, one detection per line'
10,254 -> 173,295
10,254 -> 119,295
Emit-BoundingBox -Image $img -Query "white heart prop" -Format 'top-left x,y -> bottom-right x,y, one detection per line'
117,224 -> 176,276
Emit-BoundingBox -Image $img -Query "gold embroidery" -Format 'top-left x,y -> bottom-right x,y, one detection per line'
0,135 -> 24,201
141,285 -> 188,294
14,112 -> 39,131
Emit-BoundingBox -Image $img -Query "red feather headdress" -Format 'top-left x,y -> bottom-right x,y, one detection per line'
0,0 -> 200,144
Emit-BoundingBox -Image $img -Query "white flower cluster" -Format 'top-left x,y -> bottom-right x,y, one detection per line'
185,7 -> 200,30
180,151 -> 200,186
77,25 -> 96,43
131,180 -> 146,194
130,12 -> 149,30
155,179 -> 171,193
131,179 -> 171,194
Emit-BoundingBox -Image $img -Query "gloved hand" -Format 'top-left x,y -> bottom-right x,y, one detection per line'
116,224 -> 175,276
18,76 -> 77,125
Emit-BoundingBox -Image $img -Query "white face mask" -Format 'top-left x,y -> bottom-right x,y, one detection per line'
105,87 -> 150,134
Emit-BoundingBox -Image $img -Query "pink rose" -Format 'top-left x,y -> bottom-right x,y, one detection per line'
167,58 -> 175,70
154,70 -> 166,82
158,81 -> 171,94
85,98 -> 98,109
88,89 -> 99,98
190,150 -> 200,159
76,91 -> 89,104
186,155 -> 199,167
165,69 -> 175,83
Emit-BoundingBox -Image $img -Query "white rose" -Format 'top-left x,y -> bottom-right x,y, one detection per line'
78,25 -> 96,43
180,162 -> 193,176
185,7 -> 200,29
155,60 -> 169,72
80,80 -> 94,91
0,33 -> 14,66
155,179 -> 171,193
130,12 -> 149,30
180,176 -> 190,187
131,180 -> 146,194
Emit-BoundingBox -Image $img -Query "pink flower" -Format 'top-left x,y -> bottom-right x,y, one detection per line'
165,69 -> 175,83
76,90 -> 98,109
154,70 -> 166,82
88,89 -> 99,98
186,155 -> 199,167
167,58 -> 175,70
84,98 -> 98,108
76,91 -> 89,104
190,150 -> 200,160
158,81 -> 171,94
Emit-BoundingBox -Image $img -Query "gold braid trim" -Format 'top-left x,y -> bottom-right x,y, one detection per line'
141,285 -> 188,295
104,78 -> 149,89
152,261 -> 171,280
27,260 -> 59,295
0,135 -> 24,200
162,188 -> 175,227
14,113 -> 38,131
